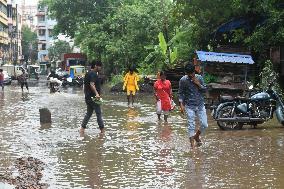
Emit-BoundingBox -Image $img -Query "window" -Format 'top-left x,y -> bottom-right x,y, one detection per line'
38,5 -> 45,12
48,29 -> 53,37
0,2 -> 7,15
38,15 -> 45,22
12,7 -> 16,20
38,29 -> 46,36
7,5 -> 12,18
42,44 -> 46,50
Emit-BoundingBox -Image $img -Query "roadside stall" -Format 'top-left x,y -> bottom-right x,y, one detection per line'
195,51 -> 255,103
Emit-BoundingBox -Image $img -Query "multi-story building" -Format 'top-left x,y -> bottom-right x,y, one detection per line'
0,0 -> 8,65
36,4 -> 56,65
21,0 -> 37,31
7,0 -> 22,64
22,5 -> 37,31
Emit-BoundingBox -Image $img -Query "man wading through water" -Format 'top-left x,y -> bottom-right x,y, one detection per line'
80,61 -> 104,134
0,69 -> 4,91
18,69 -> 29,92
178,64 -> 208,148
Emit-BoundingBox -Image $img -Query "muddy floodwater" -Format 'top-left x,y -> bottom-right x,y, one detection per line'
1,83 -> 284,189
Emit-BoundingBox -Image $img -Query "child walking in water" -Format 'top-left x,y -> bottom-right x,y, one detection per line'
123,67 -> 139,107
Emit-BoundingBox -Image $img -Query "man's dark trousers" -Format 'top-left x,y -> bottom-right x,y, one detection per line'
81,99 -> 104,129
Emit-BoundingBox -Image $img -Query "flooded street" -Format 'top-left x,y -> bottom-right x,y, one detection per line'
1,82 -> 284,189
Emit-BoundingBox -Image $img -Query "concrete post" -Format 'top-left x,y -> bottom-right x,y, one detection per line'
39,108 -> 51,123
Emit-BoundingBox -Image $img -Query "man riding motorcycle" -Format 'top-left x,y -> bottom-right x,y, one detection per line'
47,70 -> 62,92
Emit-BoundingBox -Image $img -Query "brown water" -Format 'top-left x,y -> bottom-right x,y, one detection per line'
1,83 -> 284,188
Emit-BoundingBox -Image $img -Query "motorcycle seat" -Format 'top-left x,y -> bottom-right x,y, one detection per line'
235,96 -> 249,101
220,95 -> 234,102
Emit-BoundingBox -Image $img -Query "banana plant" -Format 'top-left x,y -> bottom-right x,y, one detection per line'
144,32 -> 178,70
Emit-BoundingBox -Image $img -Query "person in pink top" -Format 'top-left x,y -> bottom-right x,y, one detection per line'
154,71 -> 172,122
0,69 -> 4,91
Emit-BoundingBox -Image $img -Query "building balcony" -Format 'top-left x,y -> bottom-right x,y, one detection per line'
36,25 -> 47,30
0,15 -> 8,26
0,36 -> 9,45
36,12 -> 46,16
0,31 -> 8,38
37,22 -> 47,28
0,0 -> 7,5
0,12 -> 7,21
38,35 -> 47,41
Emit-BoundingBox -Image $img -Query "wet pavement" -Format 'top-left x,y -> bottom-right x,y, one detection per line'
1,81 -> 284,188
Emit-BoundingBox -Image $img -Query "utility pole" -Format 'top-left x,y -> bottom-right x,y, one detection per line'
15,4 -> 18,65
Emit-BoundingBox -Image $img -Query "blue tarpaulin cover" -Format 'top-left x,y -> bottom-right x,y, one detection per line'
196,51 -> 254,64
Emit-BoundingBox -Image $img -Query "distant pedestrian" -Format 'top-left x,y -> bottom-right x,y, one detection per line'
80,61 -> 104,134
0,69 -> 4,91
178,64 -> 208,148
154,71 -> 173,122
18,69 -> 29,92
123,67 -> 139,107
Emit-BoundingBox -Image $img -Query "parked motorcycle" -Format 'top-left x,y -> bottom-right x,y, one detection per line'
61,75 -> 73,87
212,78 -> 284,130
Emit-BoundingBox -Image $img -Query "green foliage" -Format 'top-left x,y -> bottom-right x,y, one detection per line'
44,0 -> 284,83
158,32 -> 167,56
204,73 -> 218,84
48,40 -> 72,62
109,74 -> 124,87
173,0 -> 284,56
170,47 -> 178,64
43,0 -> 172,76
144,32 -> 178,72
137,62 -> 157,76
21,26 -> 38,63
259,60 -> 283,95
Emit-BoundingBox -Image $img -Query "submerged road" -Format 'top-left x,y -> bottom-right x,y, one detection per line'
0,81 -> 284,188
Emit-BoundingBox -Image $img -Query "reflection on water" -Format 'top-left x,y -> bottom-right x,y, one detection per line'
0,85 -> 284,188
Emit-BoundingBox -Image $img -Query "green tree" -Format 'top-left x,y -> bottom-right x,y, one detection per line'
173,0 -> 284,56
21,25 -> 38,63
41,0 -> 124,38
48,40 -> 72,62
144,32 -> 178,71
45,0 -> 172,75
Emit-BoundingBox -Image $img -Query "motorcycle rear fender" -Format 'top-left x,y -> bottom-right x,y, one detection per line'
213,102 -> 235,119
276,106 -> 284,124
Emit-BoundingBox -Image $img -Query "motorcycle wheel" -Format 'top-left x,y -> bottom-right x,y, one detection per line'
216,104 -> 243,130
50,83 -> 56,93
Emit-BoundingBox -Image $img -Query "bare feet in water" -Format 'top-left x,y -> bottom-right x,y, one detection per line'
100,128 -> 105,133
79,127 -> 85,137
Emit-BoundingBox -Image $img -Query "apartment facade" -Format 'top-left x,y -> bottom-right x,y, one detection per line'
0,0 -> 8,65
7,0 -> 23,64
21,4 -> 37,31
36,4 -> 56,63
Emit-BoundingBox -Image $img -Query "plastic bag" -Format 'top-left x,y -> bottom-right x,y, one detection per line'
170,99 -> 176,111
91,97 -> 104,105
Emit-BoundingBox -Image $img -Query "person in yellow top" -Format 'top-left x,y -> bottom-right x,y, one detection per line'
123,67 -> 139,107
